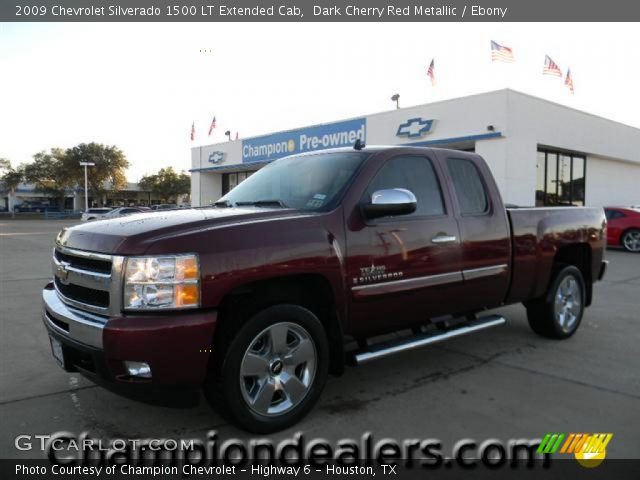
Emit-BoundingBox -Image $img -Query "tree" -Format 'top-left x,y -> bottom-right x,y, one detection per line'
0,158 -> 11,175
139,167 -> 191,203
23,149 -> 75,208
64,143 -> 130,206
0,158 -> 24,217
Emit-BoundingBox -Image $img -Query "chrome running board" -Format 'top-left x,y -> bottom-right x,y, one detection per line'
351,315 -> 506,365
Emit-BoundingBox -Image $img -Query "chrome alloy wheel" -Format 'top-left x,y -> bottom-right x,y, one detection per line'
622,230 -> 640,252
240,322 -> 317,416
553,275 -> 582,333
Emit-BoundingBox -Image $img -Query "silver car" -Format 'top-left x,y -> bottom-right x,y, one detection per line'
80,208 -> 112,222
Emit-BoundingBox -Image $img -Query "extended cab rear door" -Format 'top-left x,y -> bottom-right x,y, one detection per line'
344,151 -> 464,336
435,151 -> 512,312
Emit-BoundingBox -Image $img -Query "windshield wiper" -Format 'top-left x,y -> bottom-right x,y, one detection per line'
235,199 -> 288,208
213,199 -> 234,208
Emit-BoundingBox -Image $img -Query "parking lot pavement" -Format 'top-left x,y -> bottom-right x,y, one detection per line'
1,219 -> 639,458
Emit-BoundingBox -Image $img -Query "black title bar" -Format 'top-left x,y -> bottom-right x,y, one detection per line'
3,0 -> 640,22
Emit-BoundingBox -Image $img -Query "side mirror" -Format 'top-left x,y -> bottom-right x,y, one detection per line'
362,188 -> 417,219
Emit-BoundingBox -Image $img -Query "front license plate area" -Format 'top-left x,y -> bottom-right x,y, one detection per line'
49,336 -> 65,368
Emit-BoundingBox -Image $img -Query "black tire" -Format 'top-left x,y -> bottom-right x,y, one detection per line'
526,265 -> 585,339
621,229 -> 640,253
204,304 -> 329,433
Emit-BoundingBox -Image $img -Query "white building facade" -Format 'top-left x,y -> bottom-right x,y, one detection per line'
190,89 -> 640,208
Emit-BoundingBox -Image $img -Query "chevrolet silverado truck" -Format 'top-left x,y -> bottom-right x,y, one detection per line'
43,146 -> 607,432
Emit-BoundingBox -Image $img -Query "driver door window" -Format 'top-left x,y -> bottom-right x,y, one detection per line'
365,155 -> 445,217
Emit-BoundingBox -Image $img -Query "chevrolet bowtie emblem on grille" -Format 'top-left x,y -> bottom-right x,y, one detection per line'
56,261 -> 71,283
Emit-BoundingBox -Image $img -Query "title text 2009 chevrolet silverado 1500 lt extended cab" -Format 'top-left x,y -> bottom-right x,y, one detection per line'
43,146 -> 607,432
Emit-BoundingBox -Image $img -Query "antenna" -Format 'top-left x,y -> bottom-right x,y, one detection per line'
354,138 -> 365,150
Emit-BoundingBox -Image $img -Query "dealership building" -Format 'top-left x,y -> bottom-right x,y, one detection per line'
191,89 -> 640,208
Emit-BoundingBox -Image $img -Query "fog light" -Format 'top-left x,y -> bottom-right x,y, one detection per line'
124,361 -> 152,378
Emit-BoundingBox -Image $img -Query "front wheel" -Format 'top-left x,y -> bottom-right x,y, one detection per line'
621,229 -> 640,252
204,304 -> 329,433
526,265 -> 585,339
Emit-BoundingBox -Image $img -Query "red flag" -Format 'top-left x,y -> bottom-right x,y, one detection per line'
427,59 -> 435,86
565,69 -> 575,94
190,121 -> 195,141
208,116 -> 216,136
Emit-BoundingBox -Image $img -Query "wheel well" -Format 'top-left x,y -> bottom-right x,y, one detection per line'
214,275 -> 345,375
554,244 -> 593,306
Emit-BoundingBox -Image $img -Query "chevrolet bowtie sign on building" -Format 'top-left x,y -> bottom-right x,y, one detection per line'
241,118 -> 366,163
396,117 -> 435,138
208,151 -> 225,164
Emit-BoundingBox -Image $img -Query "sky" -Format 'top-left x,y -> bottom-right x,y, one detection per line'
1,22 -> 639,181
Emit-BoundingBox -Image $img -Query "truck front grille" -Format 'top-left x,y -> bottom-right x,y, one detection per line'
54,248 -> 112,275
52,246 -> 121,316
54,277 -> 110,308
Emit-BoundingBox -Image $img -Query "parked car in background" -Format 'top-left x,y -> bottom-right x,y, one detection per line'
604,206 -> 640,252
80,208 -> 113,222
151,204 -> 178,210
102,207 -> 148,219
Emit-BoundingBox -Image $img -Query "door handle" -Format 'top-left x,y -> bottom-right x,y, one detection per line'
431,235 -> 457,244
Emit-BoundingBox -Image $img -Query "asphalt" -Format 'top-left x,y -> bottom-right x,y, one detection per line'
1,219 -> 639,459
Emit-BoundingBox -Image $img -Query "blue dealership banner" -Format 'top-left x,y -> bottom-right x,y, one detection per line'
242,118 -> 366,163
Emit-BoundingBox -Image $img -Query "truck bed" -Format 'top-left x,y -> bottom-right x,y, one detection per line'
505,207 -> 606,305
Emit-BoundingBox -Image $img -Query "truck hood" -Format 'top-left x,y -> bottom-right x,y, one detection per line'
56,207 -> 309,255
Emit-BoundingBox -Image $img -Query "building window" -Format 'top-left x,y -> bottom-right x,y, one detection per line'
536,149 -> 586,207
222,171 -> 254,195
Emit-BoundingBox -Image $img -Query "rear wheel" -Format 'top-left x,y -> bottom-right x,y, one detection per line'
526,265 -> 585,339
621,229 -> 640,252
204,304 -> 329,433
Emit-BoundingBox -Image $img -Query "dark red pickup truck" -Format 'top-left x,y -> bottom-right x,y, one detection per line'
43,146 -> 607,432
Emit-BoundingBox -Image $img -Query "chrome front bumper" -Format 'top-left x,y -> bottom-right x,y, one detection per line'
42,285 -> 106,349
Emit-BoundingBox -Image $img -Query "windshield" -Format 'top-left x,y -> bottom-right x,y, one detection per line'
219,152 -> 367,211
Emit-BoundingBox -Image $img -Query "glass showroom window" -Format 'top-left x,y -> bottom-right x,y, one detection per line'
536,149 -> 586,206
222,171 -> 255,195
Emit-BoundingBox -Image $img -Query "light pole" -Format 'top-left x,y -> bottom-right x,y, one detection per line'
79,162 -> 95,212
391,93 -> 400,109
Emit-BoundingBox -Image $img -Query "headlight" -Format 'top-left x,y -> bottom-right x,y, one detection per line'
123,254 -> 200,310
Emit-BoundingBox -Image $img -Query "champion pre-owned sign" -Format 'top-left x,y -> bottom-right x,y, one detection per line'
242,118 -> 366,163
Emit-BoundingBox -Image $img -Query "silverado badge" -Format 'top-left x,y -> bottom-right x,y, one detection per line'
353,264 -> 404,285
